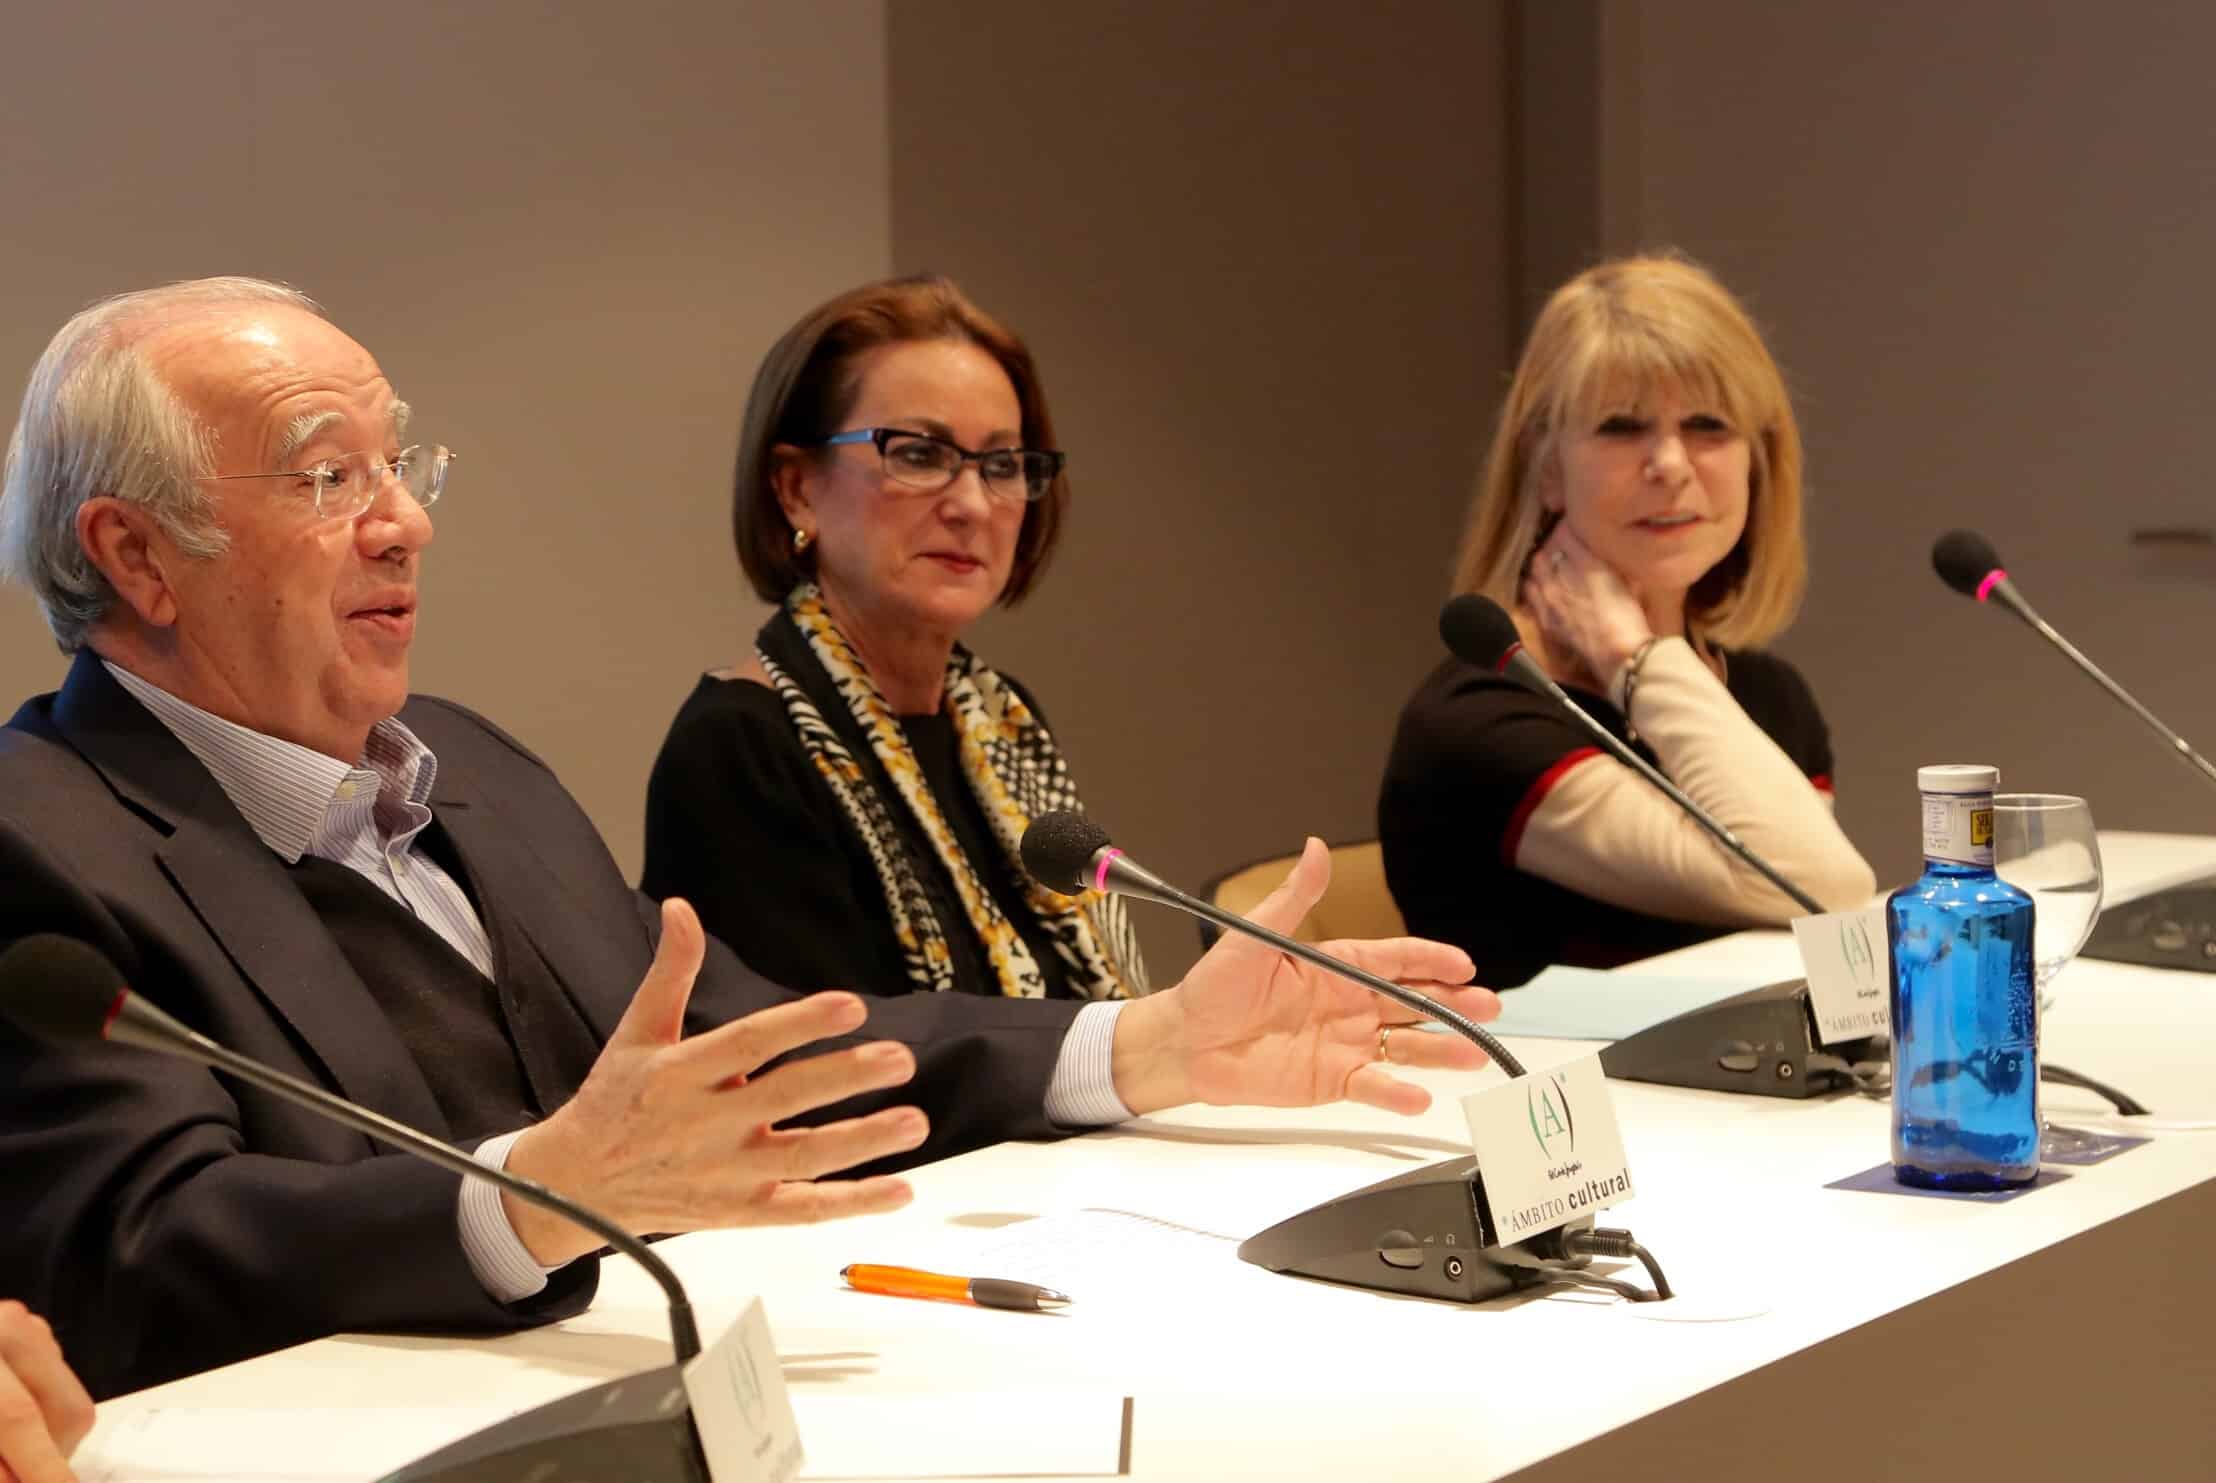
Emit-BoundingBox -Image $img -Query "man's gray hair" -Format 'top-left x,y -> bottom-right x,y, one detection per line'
0,276 -> 325,652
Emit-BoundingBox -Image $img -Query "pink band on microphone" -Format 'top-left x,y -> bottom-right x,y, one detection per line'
1975,569 -> 2006,603
101,990 -> 128,1041
1496,642 -> 1523,675
1093,849 -> 1122,894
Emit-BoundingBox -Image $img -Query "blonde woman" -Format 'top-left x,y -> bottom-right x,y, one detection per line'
1378,254 -> 1875,986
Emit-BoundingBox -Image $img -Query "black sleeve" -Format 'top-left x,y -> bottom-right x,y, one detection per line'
660,894 -> 1080,1168
0,821 -> 595,1400
1727,651 -> 1837,783
441,683 -> 1080,1165
641,677 -> 901,996
1379,659 -> 1634,983
1380,661 -> 1612,868
637,680 -> 1085,1163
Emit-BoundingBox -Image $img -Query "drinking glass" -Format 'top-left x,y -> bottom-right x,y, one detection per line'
1990,793 -> 2104,1155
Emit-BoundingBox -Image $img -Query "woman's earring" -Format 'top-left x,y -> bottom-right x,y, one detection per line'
793,527 -> 813,554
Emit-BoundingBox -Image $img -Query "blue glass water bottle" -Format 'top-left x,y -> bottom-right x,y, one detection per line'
1887,764 -> 2038,1189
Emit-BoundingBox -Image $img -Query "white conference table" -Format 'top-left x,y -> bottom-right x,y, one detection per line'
90,832 -> 2216,1481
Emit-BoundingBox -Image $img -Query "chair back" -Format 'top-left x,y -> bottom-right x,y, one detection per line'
1199,839 -> 1407,949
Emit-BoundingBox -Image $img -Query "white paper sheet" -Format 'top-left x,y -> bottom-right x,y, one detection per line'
78,1392 -> 1129,1482
1485,967 -> 1766,1040
967,1207 -> 1243,1297
798,1393 -> 1126,1479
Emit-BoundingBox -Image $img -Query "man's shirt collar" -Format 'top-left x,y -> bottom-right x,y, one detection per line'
104,662 -> 438,863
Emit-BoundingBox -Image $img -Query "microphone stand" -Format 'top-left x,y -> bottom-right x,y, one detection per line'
1051,839 -> 1671,1304
1495,649 -> 1825,916
1435,596 -> 1824,915
1986,580 -> 2216,790
107,992 -> 701,1361
95,991 -> 713,1483
1089,847 -> 1526,1077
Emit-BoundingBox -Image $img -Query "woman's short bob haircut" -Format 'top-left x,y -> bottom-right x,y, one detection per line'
1451,252 -> 1807,650
733,274 -> 1067,606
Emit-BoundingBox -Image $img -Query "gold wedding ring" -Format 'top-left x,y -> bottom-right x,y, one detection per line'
1378,1024 -> 1394,1063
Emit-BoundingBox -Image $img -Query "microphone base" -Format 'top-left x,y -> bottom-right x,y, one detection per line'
1238,1155 -> 1567,1303
2081,875 -> 2216,973
376,1365 -> 706,1483
1598,979 -> 1873,1099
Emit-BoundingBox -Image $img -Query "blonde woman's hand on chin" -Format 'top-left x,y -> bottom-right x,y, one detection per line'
1521,521 -> 1653,687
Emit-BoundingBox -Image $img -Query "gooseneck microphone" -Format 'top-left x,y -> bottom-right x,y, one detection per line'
0,934 -> 701,1363
1932,528 -> 2216,790
1019,811 -> 1525,1077
1018,815 -> 1675,1303
1438,593 -> 1825,916
0,934 -> 713,1483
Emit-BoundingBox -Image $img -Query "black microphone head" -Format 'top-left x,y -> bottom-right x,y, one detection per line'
1020,810 -> 1112,894
0,934 -> 125,1043
1932,529 -> 2005,599
1438,593 -> 1524,672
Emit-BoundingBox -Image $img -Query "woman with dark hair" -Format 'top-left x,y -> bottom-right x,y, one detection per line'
1379,254 -> 1875,987
643,275 -> 1145,1002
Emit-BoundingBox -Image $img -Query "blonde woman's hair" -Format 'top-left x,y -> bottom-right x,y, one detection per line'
1450,252 -> 1806,650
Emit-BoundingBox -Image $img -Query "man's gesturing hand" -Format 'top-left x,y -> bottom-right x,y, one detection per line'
504,899 -> 929,1266
0,1300 -> 92,1483
1110,839 -> 1501,1116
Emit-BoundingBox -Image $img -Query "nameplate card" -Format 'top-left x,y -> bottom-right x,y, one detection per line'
684,1297 -> 803,1483
1461,1053 -> 1633,1241
1790,907 -> 1890,1044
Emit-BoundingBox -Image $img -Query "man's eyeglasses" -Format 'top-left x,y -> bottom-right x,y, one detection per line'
817,428 -> 1063,503
201,444 -> 455,520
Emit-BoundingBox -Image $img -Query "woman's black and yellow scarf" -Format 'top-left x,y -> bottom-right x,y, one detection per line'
756,584 -> 1147,1000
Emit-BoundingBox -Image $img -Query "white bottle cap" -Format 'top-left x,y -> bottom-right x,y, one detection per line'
1918,763 -> 1999,794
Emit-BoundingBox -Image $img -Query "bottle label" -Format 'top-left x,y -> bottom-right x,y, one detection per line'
1921,792 -> 1993,866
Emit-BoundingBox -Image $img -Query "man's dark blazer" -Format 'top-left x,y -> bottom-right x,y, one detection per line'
0,652 -> 1083,1398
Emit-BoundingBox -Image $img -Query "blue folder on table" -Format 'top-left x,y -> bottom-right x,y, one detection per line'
1483,966 -> 1768,1042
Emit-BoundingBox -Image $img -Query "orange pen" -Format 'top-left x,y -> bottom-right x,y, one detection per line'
840,1263 -> 1070,1312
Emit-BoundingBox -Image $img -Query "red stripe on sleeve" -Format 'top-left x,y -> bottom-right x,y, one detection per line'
1811,773 -> 1835,795
1502,746 -> 1603,866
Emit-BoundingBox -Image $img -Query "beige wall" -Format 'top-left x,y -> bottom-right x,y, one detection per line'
24,0 -> 2196,977
0,0 -> 890,877
888,0 -> 1513,980
1590,0 -> 2216,888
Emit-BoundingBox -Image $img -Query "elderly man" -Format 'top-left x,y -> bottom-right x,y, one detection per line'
0,278 -> 1499,1398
